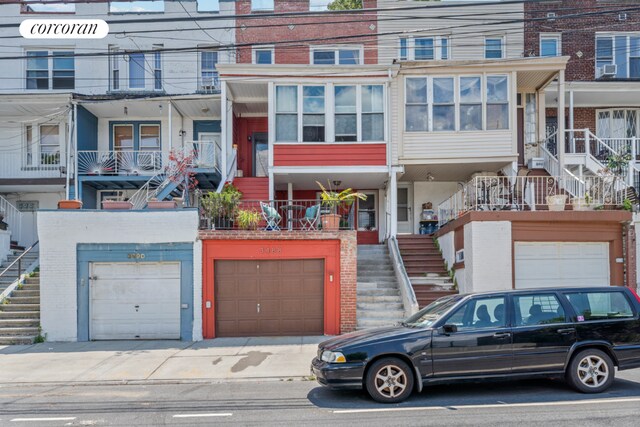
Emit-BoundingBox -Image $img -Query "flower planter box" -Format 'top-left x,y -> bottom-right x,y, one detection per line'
102,200 -> 133,210
58,200 -> 83,210
147,200 -> 177,209
321,213 -> 341,231
546,195 -> 568,211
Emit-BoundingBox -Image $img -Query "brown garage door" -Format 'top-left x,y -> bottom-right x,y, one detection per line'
215,259 -> 324,337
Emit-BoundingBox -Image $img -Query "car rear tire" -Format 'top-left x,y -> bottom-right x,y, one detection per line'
566,348 -> 614,393
365,357 -> 414,403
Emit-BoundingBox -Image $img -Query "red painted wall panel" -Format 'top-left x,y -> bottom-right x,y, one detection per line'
273,143 -> 386,166
234,116 -> 268,178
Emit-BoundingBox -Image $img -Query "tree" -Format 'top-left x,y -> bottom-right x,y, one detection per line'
327,0 -> 363,11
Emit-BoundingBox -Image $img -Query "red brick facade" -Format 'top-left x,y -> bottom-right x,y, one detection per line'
235,0 -> 378,64
525,0 -> 640,82
199,230 -> 358,334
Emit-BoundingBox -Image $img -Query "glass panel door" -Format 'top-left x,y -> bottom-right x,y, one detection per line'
358,193 -> 377,231
113,124 -> 134,173
397,185 -> 413,234
253,132 -> 268,177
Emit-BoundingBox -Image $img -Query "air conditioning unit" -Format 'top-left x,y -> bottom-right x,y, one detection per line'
619,12 -> 628,21
455,249 -> 465,264
598,64 -> 617,78
528,157 -> 545,169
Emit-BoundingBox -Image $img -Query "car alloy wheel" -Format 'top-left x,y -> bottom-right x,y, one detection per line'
365,358 -> 414,403
567,348 -> 614,393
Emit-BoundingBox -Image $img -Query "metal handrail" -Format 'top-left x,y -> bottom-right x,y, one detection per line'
0,240 -> 39,283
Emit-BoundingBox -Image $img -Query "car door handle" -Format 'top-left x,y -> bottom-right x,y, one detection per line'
557,328 -> 576,335
493,332 -> 511,338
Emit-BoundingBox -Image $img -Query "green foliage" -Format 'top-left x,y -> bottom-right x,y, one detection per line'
1,298 -> 9,305
200,183 -> 242,219
33,327 -> 47,344
327,0 -> 362,11
606,152 -> 633,175
316,181 -> 367,213
236,209 -> 261,230
623,198 -> 633,212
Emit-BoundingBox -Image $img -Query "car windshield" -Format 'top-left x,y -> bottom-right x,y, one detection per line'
402,295 -> 464,328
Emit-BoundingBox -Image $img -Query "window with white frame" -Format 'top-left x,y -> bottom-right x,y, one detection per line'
303,86 -> 325,142
312,47 -> 361,65
21,0 -> 75,13
485,37 -> 504,59
398,36 -> 449,61
109,47 -> 163,91
25,124 -> 61,166
358,193 -> 377,231
253,47 -> 274,64
199,49 -> 219,91
597,109 -> 639,139
26,50 -> 74,90
596,34 -> 640,78
540,34 -> 561,57
405,75 -> 509,132
275,84 -> 385,143
252,0 -> 274,11
197,0 -> 219,12
110,1 -> 164,13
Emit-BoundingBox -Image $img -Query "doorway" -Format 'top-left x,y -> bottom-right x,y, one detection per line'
252,132 -> 268,177
397,184 -> 413,234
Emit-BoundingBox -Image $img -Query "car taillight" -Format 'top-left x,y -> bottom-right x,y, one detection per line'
628,287 -> 640,304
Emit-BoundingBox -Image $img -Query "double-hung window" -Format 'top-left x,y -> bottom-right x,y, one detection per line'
398,36 -> 449,61
335,86 -> 357,142
312,47 -> 361,65
596,34 -> 640,78
405,75 -> 509,132
26,50 -> 75,90
253,47 -> 274,64
25,124 -> 61,166
200,50 -> 219,91
362,85 -> 384,141
153,50 -> 162,90
485,37 -> 504,59
540,34 -> 561,57
302,86 -> 325,142
276,86 -> 298,142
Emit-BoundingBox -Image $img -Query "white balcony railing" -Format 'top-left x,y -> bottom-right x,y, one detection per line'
437,175 -> 627,227
77,142 -> 220,176
0,152 -> 65,179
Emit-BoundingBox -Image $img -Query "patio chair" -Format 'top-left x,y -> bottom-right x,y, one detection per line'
299,204 -> 321,231
260,201 -> 281,231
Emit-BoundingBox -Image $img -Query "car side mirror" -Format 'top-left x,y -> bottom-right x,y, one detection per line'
442,324 -> 458,335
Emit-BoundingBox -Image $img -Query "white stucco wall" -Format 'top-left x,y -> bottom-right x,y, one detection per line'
38,209 -> 200,342
436,230 -> 455,272
412,181 -> 459,234
464,221 -> 512,293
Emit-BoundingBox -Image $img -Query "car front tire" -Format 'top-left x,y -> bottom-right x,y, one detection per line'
566,348 -> 614,393
365,357 -> 415,403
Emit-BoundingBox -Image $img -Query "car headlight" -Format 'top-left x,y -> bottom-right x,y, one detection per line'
321,350 -> 346,363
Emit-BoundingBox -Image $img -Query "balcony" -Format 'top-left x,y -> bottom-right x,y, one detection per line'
198,199 -> 356,231
77,141 -> 221,176
437,175 -> 627,227
0,151 -> 65,179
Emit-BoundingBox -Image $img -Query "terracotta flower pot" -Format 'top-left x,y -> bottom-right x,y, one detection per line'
147,200 -> 178,209
321,213 -> 341,231
58,200 -> 83,209
102,200 -> 133,210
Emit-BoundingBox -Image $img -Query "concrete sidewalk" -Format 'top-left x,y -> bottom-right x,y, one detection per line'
0,337 -> 325,385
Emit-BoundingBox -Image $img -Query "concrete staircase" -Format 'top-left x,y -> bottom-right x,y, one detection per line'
0,272 -> 40,345
356,245 -> 405,329
0,250 -> 38,294
397,235 -> 457,308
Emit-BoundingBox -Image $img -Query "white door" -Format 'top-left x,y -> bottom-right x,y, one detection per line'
90,262 -> 181,340
514,242 -> 609,289
397,185 -> 413,234
197,132 -> 221,169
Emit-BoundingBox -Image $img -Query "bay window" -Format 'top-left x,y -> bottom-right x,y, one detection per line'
596,34 -> 640,78
275,84 -> 385,143
405,75 -> 509,132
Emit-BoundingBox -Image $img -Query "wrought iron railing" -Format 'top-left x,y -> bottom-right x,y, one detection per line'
0,195 -> 23,246
199,199 -> 356,231
437,175 -> 627,227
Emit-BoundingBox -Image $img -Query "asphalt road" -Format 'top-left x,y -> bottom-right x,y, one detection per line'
1,370 -> 640,426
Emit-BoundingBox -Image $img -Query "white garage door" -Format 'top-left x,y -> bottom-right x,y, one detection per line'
90,262 -> 181,340
515,242 -> 609,289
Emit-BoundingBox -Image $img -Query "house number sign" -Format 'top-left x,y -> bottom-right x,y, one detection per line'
127,253 -> 145,259
259,247 -> 282,255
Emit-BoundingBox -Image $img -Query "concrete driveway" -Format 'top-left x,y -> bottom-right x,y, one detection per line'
0,337 -> 325,385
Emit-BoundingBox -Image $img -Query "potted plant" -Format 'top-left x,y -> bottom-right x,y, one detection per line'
316,181 -> 367,231
164,148 -> 199,207
236,209 -> 261,230
572,192 -> 593,211
147,198 -> 178,209
546,194 -> 568,211
58,199 -> 83,209
200,183 -> 242,229
102,199 -> 133,210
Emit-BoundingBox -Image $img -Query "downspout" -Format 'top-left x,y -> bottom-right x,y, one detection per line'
386,67 -> 393,241
73,102 -> 79,201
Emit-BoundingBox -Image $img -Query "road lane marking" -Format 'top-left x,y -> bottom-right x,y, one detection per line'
11,417 -> 77,422
332,396 -> 640,414
172,413 -> 233,418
